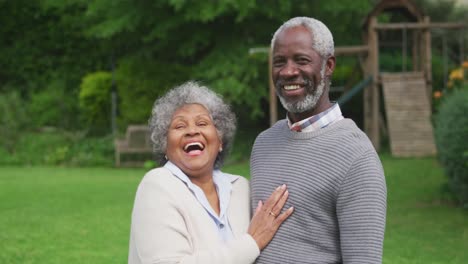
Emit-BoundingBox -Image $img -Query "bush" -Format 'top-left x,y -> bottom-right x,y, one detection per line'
0,130 -> 114,167
79,71 -> 113,135
0,91 -> 28,153
29,79 -> 80,129
15,130 -> 71,165
434,88 -> 468,208
67,135 -> 114,167
115,57 -> 190,129
433,61 -> 467,111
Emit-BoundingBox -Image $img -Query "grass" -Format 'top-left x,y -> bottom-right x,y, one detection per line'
381,154 -> 468,264
0,167 -> 144,264
0,155 -> 467,264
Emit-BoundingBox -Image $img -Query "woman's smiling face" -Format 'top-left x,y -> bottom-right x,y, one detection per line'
166,103 -> 222,179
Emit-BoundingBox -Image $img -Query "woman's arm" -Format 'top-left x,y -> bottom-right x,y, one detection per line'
129,180 -> 259,264
129,170 -> 292,264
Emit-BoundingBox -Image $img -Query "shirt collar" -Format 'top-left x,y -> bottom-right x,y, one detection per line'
164,161 -> 239,184
163,161 -> 238,219
287,102 -> 343,132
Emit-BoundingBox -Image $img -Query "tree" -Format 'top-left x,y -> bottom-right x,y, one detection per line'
40,0 -> 374,128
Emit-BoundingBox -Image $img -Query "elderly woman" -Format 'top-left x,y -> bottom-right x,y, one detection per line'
128,81 -> 293,264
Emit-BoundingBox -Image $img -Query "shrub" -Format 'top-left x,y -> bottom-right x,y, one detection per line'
29,79 -> 80,129
67,135 -> 114,167
434,88 -> 468,208
0,91 -> 28,153
79,71 -> 113,135
0,130 -> 114,167
10,130 -> 70,165
433,61 -> 467,111
115,57 -> 190,129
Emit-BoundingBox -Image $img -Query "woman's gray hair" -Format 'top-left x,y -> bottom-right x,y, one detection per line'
149,81 -> 237,169
271,17 -> 334,58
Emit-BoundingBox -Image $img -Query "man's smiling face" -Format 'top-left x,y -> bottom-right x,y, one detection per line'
272,25 -> 327,115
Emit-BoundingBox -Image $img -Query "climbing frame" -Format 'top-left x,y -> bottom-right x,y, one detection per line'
381,72 -> 436,157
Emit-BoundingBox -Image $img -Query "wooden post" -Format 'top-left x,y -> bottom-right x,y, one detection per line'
268,49 -> 277,126
364,17 -> 380,150
412,30 -> 420,71
422,16 -> 432,105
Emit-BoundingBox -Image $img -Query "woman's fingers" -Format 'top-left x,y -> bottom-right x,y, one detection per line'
274,206 -> 294,225
255,200 -> 263,215
270,189 -> 289,216
263,184 -> 287,210
248,185 -> 294,250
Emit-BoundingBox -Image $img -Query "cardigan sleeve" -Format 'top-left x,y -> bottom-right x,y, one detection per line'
128,171 -> 260,264
336,151 -> 387,264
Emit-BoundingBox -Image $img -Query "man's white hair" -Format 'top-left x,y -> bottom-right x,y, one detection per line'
271,17 -> 334,58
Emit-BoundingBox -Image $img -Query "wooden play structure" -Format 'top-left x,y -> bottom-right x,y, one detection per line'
262,0 -> 466,157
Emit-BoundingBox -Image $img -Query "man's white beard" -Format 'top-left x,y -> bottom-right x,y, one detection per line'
278,65 -> 327,114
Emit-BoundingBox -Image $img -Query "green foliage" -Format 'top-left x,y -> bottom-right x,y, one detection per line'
431,53 -> 450,93
0,0 -> 107,130
2,0 -> 467,137
48,0 -> 375,124
0,130 -> 114,167
414,0 -> 464,22
79,71 -> 113,135
143,160 -> 157,170
0,91 -> 28,153
379,52 -> 413,73
195,44 -> 269,118
67,135 -> 114,167
115,57 -> 190,128
6,130 -> 70,166
332,58 -> 361,89
28,78 -> 80,129
434,88 -> 468,207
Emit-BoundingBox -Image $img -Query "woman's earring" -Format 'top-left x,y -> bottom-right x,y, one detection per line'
164,155 -> 168,160
219,147 -> 223,152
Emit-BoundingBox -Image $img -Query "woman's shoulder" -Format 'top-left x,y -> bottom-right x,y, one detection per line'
142,167 -> 173,182
138,167 -> 184,193
222,171 -> 248,183
221,171 -> 250,193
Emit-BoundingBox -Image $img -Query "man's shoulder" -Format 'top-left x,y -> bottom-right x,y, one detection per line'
255,119 -> 288,139
333,119 -> 372,142
323,119 -> 378,156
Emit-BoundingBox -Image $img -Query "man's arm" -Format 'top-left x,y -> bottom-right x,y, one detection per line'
336,151 -> 387,264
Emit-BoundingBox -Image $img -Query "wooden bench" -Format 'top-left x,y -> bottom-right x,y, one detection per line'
114,125 -> 153,167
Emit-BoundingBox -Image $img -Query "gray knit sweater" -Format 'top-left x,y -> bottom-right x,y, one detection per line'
250,118 -> 386,264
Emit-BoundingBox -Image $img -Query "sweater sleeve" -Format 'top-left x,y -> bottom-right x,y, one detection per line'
336,151 -> 387,264
129,173 -> 260,264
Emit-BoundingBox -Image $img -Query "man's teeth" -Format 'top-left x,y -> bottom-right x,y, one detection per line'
284,85 -> 300,90
184,142 -> 204,151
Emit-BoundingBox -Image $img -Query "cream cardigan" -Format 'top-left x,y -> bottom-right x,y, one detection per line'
128,167 -> 260,264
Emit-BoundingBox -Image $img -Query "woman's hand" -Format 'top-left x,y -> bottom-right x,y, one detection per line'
247,184 -> 294,250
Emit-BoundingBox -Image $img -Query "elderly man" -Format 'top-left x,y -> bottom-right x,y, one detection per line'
250,17 -> 387,264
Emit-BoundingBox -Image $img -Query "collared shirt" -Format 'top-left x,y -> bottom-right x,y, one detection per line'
164,161 -> 236,242
288,103 -> 344,132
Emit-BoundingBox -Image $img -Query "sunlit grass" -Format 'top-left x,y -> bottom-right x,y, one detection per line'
381,154 -> 468,264
0,155 -> 466,263
0,167 -> 143,264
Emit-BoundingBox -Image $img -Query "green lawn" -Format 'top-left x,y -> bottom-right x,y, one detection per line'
0,155 -> 467,264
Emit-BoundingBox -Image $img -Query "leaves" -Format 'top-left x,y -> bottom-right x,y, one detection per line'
1,0 -> 466,132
